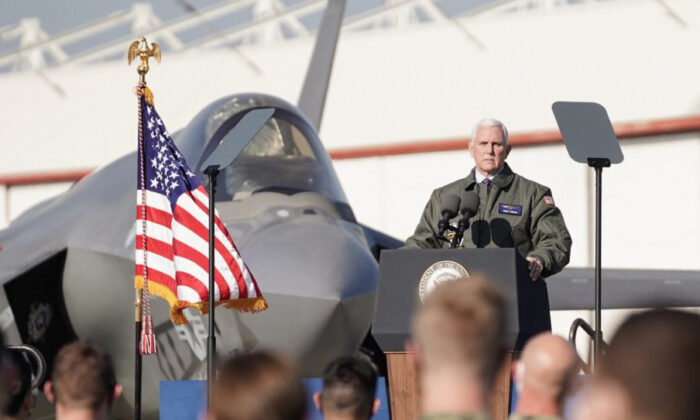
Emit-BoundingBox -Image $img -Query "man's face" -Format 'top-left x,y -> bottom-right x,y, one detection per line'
470,125 -> 511,176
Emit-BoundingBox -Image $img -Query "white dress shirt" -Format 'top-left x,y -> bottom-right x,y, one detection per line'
474,166 -> 504,183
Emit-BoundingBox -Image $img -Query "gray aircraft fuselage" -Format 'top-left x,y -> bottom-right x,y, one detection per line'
0,93 -> 383,419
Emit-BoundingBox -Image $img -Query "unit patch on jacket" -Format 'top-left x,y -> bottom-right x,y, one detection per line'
498,203 -> 522,215
544,196 -> 555,207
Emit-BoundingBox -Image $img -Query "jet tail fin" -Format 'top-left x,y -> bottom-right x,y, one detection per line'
297,0 -> 347,131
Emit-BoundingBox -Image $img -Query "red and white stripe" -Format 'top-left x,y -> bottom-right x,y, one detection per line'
136,185 -> 260,306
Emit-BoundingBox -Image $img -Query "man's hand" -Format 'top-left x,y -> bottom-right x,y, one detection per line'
526,256 -> 543,281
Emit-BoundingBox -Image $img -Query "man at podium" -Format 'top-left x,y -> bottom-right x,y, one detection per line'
405,118 -> 571,280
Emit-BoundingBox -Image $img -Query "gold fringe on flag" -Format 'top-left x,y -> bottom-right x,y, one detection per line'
135,276 -> 269,325
142,86 -> 154,105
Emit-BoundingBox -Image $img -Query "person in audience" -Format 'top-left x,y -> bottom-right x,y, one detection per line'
410,275 -> 506,420
572,379 -> 632,420
313,355 -> 380,420
3,350 -> 34,420
603,309 -> 700,420
210,351 -> 307,420
0,332 -> 11,415
510,333 -> 578,420
575,309 -> 700,420
43,341 -> 122,420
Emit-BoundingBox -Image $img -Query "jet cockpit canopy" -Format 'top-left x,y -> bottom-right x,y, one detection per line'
175,94 -> 353,221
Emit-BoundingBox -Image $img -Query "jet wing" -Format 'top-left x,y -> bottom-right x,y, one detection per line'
548,267 -> 700,310
0,153 -> 136,285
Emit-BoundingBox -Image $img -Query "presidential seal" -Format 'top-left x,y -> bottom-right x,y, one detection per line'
418,260 -> 469,302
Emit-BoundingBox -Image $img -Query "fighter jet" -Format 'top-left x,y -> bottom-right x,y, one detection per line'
0,1 -> 400,417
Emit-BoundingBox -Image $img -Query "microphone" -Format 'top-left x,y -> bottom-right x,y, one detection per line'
437,194 -> 461,237
451,192 -> 480,248
459,192 -> 480,222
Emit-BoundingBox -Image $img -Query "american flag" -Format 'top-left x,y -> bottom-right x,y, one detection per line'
134,92 -> 267,328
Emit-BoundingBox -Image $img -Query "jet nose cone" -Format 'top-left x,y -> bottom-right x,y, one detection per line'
242,220 -> 378,300
215,219 -> 378,375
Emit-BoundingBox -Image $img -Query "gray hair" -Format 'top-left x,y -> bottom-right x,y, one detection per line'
471,118 -> 509,146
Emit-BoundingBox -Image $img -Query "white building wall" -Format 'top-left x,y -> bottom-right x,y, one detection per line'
602,135 -> 700,270
0,188 -> 6,228
5,182 -> 73,225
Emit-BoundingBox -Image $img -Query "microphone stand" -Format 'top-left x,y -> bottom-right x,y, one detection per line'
438,211 -> 458,247
450,213 -> 473,248
438,225 -> 457,248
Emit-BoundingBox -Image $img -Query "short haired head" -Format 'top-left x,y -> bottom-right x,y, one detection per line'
411,275 -> 506,386
572,378 -> 633,420
314,356 -> 379,420
44,341 -> 120,411
515,333 -> 578,404
469,119 -> 511,177
600,309 -> 700,420
471,118 -> 509,147
211,351 -> 306,420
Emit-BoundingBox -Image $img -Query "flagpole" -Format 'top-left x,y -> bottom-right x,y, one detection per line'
128,36 -> 161,420
134,290 -> 143,420
204,166 -> 219,411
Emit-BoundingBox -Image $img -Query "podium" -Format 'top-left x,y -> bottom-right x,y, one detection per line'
372,248 -> 551,420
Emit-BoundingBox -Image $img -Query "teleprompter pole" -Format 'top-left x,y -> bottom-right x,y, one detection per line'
588,160 -> 609,371
205,167 -> 219,411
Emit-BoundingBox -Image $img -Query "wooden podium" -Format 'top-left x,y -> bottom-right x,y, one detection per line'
385,352 -> 419,420
384,351 -> 518,420
372,249 -> 551,420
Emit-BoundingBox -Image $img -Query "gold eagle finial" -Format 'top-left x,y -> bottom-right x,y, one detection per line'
128,37 -> 161,85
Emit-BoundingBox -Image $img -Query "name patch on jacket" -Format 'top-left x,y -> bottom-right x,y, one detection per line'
499,203 -> 522,215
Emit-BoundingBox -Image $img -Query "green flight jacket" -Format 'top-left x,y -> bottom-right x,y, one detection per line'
405,164 -> 572,278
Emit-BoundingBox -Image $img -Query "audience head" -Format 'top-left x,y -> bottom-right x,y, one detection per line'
595,309 -> 700,420
4,350 -> 34,420
513,333 -> 578,416
43,341 -> 121,419
313,355 -> 379,420
572,378 -> 633,420
210,351 -> 306,420
411,275 -> 506,387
